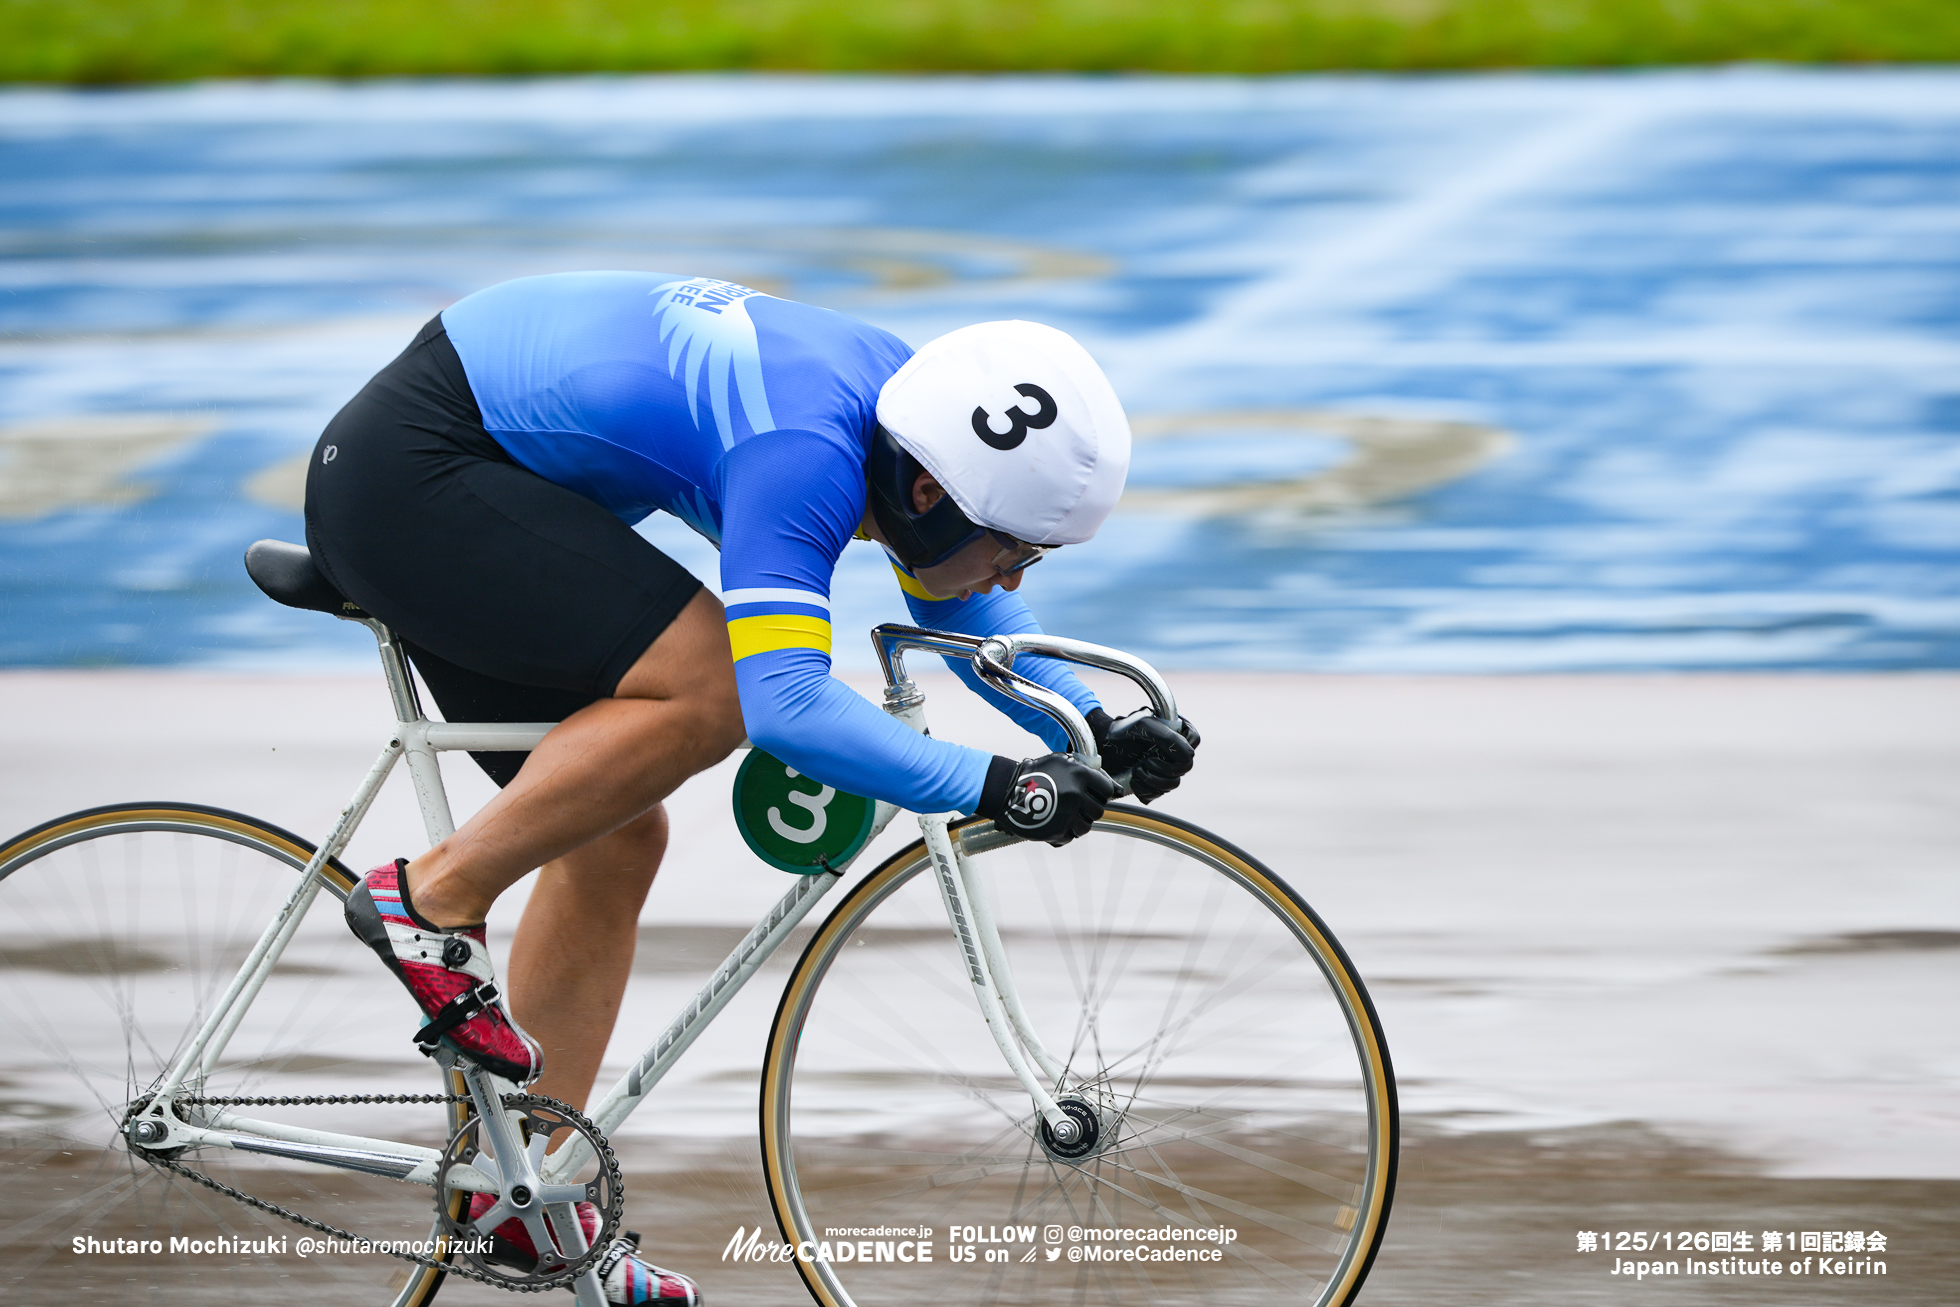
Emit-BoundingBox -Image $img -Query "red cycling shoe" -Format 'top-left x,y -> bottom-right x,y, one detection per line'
467,1194 -> 702,1304
344,859 -> 542,1084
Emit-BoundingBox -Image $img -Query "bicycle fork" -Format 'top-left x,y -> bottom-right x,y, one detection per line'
873,625 -> 1103,1149
917,813 -> 1084,1145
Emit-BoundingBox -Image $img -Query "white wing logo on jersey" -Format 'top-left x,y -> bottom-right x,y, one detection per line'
669,485 -> 723,547
650,278 -> 779,449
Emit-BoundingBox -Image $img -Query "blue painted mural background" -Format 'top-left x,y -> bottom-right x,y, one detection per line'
2,72 -> 1956,671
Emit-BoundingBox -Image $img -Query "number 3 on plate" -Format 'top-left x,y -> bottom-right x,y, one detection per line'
768,767 -> 834,844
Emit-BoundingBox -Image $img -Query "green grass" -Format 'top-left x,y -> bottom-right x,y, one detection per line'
7,0 -> 1960,82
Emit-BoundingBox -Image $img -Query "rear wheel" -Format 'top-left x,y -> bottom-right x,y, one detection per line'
761,805 -> 1397,1307
0,803 -> 464,1307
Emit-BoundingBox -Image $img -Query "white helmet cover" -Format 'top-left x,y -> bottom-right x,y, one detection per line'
875,321 -> 1131,546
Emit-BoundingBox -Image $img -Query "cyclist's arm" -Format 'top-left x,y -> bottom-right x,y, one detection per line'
889,561 -> 1101,754
716,429 -> 995,813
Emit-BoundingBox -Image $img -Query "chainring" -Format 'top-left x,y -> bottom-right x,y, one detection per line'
136,1087 -> 622,1294
435,1092 -> 626,1291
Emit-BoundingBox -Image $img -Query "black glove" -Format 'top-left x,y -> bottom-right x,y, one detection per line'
976,754 -> 1120,846
1089,708 -> 1200,804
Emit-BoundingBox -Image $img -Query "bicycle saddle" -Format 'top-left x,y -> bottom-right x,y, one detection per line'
244,539 -> 369,618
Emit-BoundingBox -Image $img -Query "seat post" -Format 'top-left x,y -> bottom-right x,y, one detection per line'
356,618 -> 427,724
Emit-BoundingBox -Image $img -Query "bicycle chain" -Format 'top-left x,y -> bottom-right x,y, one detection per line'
139,1089 -> 624,1294
177,1091 -> 474,1106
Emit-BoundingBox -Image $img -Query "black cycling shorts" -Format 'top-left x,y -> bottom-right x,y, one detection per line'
304,316 -> 703,786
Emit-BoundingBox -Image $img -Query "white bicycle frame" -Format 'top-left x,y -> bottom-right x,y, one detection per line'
121,614 -> 1180,1301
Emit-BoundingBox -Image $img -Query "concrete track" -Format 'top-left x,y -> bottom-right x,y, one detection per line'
2,670 -> 1954,1302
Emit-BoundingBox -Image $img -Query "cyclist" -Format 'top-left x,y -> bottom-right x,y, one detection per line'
309,272 -> 1199,1302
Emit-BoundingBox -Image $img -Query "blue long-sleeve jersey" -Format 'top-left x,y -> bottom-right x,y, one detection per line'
441,272 -> 1099,813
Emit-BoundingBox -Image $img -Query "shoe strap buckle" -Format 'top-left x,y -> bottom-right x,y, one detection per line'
412,980 -> 501,1049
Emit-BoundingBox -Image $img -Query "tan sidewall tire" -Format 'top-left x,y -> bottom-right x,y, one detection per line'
757,804 -> 1398,1307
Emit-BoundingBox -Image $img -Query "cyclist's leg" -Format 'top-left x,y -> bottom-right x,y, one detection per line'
403,588 -> 743,927
301,316 -> 715,1299
306,315 -> 732,1089
305,313 -> 741,923
383,642 -> 690,1109
509,803 -> 668,1112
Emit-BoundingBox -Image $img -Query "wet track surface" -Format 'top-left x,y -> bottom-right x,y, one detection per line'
2,671 -> 1955,1301
9,1132 -> 1959,1306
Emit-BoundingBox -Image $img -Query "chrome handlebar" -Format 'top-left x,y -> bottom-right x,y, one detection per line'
870,624 -> 1182,776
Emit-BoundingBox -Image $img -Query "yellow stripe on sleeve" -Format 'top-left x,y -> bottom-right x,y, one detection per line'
889,562 -> 936,601
727,613 -> 832,661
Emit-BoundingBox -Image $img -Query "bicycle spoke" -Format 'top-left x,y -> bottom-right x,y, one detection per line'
1088,1149 -> 1349,1250
0,811 -> 455,1306
766,810 -> 1396,1307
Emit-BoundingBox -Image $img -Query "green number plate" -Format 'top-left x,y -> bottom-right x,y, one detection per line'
732,749 -> 876,874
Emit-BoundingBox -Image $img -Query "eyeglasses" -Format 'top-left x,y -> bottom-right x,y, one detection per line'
987,531 -> 1054,575
915,524 -> 1056,574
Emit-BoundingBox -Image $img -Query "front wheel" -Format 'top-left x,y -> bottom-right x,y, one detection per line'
760,805 -> 1397,1307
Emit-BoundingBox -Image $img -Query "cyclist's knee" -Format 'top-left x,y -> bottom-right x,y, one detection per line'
682,682 -> 747,770
601,805 -> 669,890
614,802 -> 669,853
616,587 -> 731,702
609,589 -> 744,768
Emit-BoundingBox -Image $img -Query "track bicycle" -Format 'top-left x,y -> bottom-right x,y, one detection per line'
0,539 -> 1397,1307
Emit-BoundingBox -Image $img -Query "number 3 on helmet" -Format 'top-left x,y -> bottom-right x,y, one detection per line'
868,320 -> 1133,569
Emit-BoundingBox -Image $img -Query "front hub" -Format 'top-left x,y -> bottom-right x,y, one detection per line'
1038,1097 -> 1112,1161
